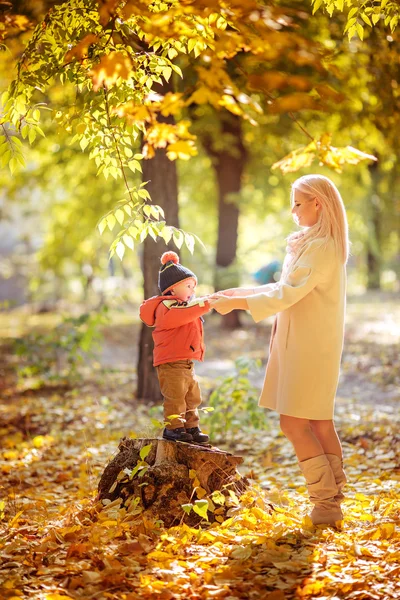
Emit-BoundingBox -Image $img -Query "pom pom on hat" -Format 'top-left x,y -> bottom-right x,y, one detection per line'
161,251 -> 179,265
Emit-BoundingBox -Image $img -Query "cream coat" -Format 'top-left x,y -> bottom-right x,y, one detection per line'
246,238 -> 346,420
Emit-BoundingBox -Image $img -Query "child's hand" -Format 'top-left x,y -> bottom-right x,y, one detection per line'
209,296 -> 248,314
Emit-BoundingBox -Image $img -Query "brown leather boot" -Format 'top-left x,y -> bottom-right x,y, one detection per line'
299,454 -> 343,526
326,453 -> 347,504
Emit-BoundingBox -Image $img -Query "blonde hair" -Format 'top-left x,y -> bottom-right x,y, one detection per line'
287,174 -> 350,265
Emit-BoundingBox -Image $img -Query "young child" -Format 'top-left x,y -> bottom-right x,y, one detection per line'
140,251 -> 211,444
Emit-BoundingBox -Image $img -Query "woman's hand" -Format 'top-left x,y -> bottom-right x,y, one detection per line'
215,288 -> 237,297
209,287 -> 255,300
208,296 -> 248,315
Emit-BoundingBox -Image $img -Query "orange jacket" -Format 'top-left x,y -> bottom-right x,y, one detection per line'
139,295 -> 210,366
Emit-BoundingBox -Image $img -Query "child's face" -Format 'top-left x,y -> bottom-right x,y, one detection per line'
171,278 -> 196,302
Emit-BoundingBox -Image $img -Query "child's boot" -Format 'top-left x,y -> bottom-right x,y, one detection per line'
186,427 -> 209,444
299,454 -> 343,526
326,453 -> 347,504
163,427 -> 193,443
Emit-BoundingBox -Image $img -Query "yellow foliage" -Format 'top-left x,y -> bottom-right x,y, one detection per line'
90,52 -> 132,92
64,34 -> 99,63
272,133 -> 377,173
269,92 -> 319,114
166,140 -> 197,160
188,86 -> 221,106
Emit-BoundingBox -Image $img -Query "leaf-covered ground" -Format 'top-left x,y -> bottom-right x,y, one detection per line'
1,293 -> 399,600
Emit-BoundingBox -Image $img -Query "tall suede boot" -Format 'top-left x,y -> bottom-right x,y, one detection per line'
299,454 -> 343,526
326,453 -> 347,504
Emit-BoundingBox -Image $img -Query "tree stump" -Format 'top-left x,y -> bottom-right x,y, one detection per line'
97,438 -> 248,528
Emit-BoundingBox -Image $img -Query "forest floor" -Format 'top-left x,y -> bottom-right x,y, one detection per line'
0,291 -> 399,600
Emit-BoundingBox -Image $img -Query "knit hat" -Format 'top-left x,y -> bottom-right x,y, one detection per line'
158,251 -> 197,294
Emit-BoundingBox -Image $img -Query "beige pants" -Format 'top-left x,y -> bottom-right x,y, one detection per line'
156,360 -> 202,430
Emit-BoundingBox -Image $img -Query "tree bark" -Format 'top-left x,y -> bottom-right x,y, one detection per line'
366,162 -> 382,290
136,84 -> 180,402
204,114 -> 247,329
97,437 -> 249,528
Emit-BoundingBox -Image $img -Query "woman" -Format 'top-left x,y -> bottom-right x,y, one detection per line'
209,174 -> 348,526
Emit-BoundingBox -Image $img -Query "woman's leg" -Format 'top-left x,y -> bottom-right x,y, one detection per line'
309,419 -> 343,457
280,414 -> 324,461
280,414 -> 342,525
310,419 -> 347,502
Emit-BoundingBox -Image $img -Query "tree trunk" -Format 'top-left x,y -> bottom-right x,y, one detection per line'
136,86 -> 180,402
204,114 -> 247,329
366,162 -> 382,290
97,437 -> 249,529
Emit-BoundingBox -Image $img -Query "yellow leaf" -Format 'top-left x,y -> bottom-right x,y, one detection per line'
166,140 -> 197,160
100,520 -> 118,527
218,94 -> 243,115
9,511 -> 24,528
195,486 -> 207,499
231,545 -> 252,560
371,523 -> 395,539
90,52 -> 132,92
168,48 -> 178,60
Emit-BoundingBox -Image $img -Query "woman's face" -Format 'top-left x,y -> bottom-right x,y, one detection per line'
291,188 -> 320,227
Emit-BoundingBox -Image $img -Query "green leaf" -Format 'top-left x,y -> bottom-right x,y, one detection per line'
21,124 -> 29,139
171,63 -> 183,78
1,149 -> 11,167
211,490 -> 225,505
115,209 -> 125,225
143,205 -> 152,218
168,47 -> 178,60
312,0 -> 323,14
107,214 -> 116,231
140,444 -> 152,460
128,160 -> 142,173
390,15 -> 398,31
155,205 -> 165,218
184,233 -> 195,254
35,126 -> 45,138
98,218 -> 107,235
344,17 -> 357,33
159,225 -> 173,244
9,156 -> 18,174
173,230 -> 184,249
123,234 -> 134,250
182,503 -> 193,514
138,189 -> 151,200
116,241 -> 125,260
361,13 -> 372,26
80,137 -> 89,151
162,67 -> 172,81
193,499 -> 209,520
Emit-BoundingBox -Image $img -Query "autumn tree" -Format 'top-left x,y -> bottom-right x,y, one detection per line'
1,0 -> 395,398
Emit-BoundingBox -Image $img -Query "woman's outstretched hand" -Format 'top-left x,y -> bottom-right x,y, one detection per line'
208,296 -> 248,315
